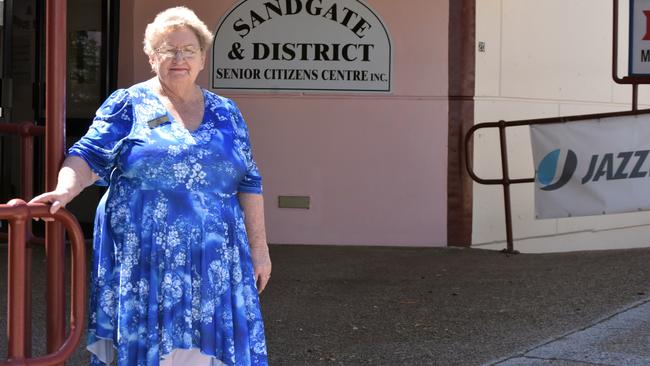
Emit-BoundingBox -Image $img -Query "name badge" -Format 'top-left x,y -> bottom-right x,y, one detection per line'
147,115 -> 170,128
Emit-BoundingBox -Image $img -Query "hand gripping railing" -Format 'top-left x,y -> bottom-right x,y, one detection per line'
0,200 -> 86,366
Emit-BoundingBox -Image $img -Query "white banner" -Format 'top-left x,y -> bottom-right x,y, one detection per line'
211,0 -> 392,92
531,114 -> 650,218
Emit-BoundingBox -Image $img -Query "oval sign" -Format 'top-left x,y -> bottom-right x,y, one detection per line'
211,0 -> 392,92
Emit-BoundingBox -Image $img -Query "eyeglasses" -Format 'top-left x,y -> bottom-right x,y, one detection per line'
155,45 -> 202,60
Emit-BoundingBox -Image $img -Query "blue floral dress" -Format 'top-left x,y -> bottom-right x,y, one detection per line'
68,82 -> 268,366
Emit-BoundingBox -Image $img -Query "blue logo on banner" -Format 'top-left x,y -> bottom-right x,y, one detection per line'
537,149 -> 577,191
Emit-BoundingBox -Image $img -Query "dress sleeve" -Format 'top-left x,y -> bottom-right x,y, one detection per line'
228,99 -> 263,194
67,89 -> 133,186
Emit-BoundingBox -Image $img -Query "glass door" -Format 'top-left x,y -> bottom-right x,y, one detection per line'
0,0 -> 119,229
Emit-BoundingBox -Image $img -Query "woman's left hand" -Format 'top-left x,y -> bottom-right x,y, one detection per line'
251,244 -> 272,294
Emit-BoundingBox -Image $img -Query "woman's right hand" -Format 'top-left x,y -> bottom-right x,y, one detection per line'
29,189 -> 75,219
27,156 -> 98,220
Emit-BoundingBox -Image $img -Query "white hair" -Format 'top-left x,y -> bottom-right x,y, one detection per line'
143,6 -> 213,56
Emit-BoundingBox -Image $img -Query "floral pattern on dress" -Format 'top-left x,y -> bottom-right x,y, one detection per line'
69,82 -> 267,366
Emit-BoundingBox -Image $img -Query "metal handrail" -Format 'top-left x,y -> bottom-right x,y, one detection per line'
0,200 -> 86,366
464,108 -> 650,253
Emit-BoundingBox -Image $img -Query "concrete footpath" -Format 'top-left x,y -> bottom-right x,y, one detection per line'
2,244 -> 650,365
488,298 -> 650,365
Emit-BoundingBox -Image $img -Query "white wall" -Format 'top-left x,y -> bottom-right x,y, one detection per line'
474,0 -> 650,252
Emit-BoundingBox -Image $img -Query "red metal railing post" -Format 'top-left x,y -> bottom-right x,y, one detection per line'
45,0 -> 67,361
0,203 -> 87,366
0,122 -> 46,247
5,199 -> 29,362
18,125 -> 34,354
18,124 -> 35,202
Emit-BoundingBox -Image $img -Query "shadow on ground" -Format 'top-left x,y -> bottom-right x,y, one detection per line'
2,244 -> 650,365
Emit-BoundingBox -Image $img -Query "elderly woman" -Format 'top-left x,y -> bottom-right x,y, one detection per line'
30,6 -> 271,366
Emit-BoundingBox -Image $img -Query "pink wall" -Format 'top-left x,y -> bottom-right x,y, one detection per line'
120,0 -> 449,246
